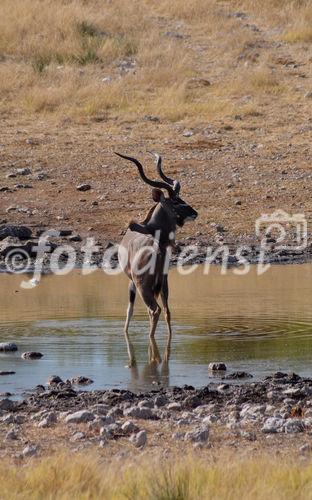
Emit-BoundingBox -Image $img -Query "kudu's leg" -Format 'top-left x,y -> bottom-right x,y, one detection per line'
139,288 -> 162,364
160,276 -> 172,363
124,281 -> 136,367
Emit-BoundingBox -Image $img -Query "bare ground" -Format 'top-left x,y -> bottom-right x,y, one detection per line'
0,5 -> 311,250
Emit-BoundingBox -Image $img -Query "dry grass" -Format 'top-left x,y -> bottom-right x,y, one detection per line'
1,451 -> 312,499
0,0 -> 311,121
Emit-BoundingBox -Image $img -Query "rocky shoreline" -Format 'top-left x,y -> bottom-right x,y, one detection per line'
0,223 -> 312,275
1,372 -> 312,459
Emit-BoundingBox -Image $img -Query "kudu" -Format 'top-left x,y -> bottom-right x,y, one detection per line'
115,152 -> 198,367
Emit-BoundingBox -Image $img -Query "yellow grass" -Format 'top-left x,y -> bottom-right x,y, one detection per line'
0,0 -> 311,121
1,451 -> 312,499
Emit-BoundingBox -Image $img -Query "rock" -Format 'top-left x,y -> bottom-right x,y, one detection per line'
183,395 -> 201,409
69,235 -> 82,242
129,430 -> 147,448
69,376 -> 93,386
0,399 -> 16,411
22,445 -> 38,458
167,402 -> 182,411
124,406 -> 154,420
262,417 -> 285,433
0,342 -> 18,352
121,421 -> 139,433
5,429 -> 18,440
0,237 -> 33,257
224,371 -> 253,379
185,427 -> 209,443
304,91 -> 312,99
208,362 -> 227,372
65,410 -> 95,424
284,418 -> 305,434
138,399 -> 154,409
299,444 -> 311,454
71,432 -> 86,441
47,375 -> 63,386
38,412 -> 57,428
22,352 -> 43,360
0,371 -> 15,376
76,184 -> 91,192
154,395 -> 168,407
202,415 -> 218,425
59,229 -> 72,237
183,130 -> 194,137
0,225 -> 32,240
16,168 -> 31,176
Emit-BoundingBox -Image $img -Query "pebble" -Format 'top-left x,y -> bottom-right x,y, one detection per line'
76,184 -> 91,192
69,376 -> 93,385
47,375 -> 63,386
129,430 -> 147,448
0,342 -> 18,352
124,406 -> 154,420
23,445 -> 38,458
0,399 -> 16,411
262,417 -> 285,433
22,352 -> 43,360
5,429 -> 18,440
121,421 -> 139,433
65,410 -> 95,424
284,418 -> 305,434
185,427 -> 209,443
208,362 -> 227,371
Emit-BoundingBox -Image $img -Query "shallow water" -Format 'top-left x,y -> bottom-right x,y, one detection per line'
1,264 -> 312,394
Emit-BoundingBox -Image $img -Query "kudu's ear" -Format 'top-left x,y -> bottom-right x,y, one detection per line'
152,188 -> 163,203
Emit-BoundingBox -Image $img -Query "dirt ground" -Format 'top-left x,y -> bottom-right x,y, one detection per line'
0,4 -> 311,250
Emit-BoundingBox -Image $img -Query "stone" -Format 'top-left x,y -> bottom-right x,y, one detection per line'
0,399 -> 16,411
167,402 -> 182,411
121,421 -> 139,433
22,352 -> 43,360
304,91 -> 312,99
16,168 -> 31,176
69,376 -> 93,385
0,225 -> 32,241
5,429 -> 18,440
0,371 -> 15,376
129,430 -> 147,448
38,412 -> 57,428
299,444 -> 311,454
0,342 -> 18,352
261,417 -> 285,433
185,427 -> 209,443
76,184 -> 91,192
22,445 -> 38,457
124,406 -> 154,420
71,432 -> 86,441
208,362 -> 227,372
154,395 -> 168,407
47,375 -> 63,386
65,410 -> 95,424
224,371 -> 253,379
284,418 -> 305,434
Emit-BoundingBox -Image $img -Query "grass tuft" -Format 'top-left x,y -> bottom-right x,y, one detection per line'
1,451 -> 312,499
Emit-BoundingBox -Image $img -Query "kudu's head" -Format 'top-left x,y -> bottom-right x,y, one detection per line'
115,152 -> 198,228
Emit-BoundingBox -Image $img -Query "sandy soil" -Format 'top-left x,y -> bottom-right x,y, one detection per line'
0,6 -> 311,251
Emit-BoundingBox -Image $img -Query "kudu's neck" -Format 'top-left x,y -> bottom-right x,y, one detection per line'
148,204 -> 176,244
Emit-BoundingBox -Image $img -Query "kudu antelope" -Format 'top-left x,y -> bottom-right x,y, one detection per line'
115,152 -> 198,367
